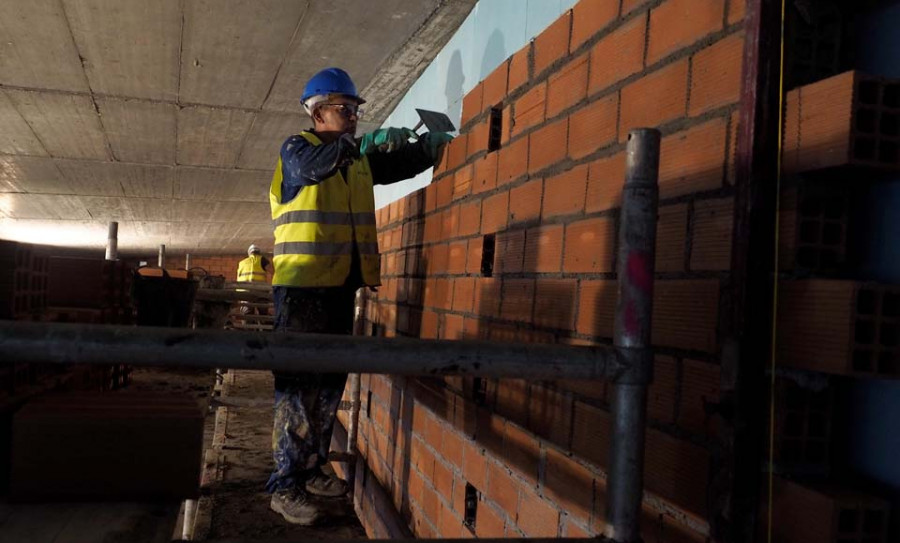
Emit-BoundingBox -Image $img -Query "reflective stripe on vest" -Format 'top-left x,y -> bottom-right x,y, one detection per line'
272,210 -> 377,227
237,255 -> 266,283
273,241 -> 379,257
269,131 -> 380,288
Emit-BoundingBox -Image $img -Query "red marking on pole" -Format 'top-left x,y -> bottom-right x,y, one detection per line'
623,252 -> 651,337
625,302 -> 639,336
627,252 -> 652,292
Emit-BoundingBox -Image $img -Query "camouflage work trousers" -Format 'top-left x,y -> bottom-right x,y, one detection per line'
265,285 -> 355,493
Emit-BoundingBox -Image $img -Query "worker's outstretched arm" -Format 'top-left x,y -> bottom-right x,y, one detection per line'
280,133 -> 359,189
368,132 -> 454,185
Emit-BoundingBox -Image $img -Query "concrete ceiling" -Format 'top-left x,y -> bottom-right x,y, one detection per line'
0,0 -> 475,255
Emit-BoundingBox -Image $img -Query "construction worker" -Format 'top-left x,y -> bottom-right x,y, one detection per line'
236,244 -> 269,283
236,244 -> 270,317
266,67 -> 452,525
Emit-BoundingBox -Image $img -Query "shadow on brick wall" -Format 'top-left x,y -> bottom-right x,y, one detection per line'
366,114 -> 741,532
396,189 -> 427,339
387,374 -> 415,523
460,214 -> 599,500
382,190 -> 427,526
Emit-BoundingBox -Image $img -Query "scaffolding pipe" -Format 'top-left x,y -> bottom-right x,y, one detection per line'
182,498 -> 197,540
344,373 -> 361,486
202,539 -> 593,543
348,291 -> 366,445
605,129 -> 660,543
158,244 -> 166,268
223,282 -> 272,292
0,320 -> 612,380
344,288 -> 367,487
346,373 -> 361,452
105,221 -> 118,261
195,289 -> 273,303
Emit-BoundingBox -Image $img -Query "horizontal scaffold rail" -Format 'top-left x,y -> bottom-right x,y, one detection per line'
201,539 -> 599,543
195,289 -> 273,303
0,320 -> 614,380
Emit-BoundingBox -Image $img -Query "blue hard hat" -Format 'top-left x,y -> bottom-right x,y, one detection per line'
301,67 -> 365,104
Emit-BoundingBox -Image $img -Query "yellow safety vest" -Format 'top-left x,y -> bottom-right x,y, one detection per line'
237,255 -> 267,283
269,131 -> 380,288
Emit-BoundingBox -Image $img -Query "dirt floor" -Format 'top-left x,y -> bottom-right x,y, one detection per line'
192,369 -> 365,541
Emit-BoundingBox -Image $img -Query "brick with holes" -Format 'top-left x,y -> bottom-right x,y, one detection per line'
770,478 -> 889,543
777,280 -> 900,378
784,71 -> 900,173
778,185 -> 849,273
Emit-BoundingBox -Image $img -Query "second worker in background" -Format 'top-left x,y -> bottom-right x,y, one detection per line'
266,67 -> 453,525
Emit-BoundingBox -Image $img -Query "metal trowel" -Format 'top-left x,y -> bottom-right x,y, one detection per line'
355,109 -> 455,154
411,108 -> 456,135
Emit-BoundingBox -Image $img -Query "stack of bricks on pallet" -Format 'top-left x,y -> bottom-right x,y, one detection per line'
779,184 -> 849,273
11,392 -> 204,501
101,259 -> 133,324
0,241 -> 49,321
48,257 -> 104,308
783,70 -> 900,173
46,256 -> 133,325
770,477 -> 889,543
777,280 -> 899,377
773,377 -> 832,474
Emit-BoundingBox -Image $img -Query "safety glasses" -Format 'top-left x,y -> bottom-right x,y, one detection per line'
319,103 -> 363,119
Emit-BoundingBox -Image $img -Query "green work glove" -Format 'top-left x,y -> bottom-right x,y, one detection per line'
420,132 -> 454,162
359,127 -> 418,154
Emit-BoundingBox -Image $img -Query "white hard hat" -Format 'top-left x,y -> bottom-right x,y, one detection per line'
248,244 -> 261,256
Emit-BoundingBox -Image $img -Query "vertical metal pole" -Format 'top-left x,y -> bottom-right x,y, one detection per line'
346,373 -> 361,481
182,498 -> 197,540
346,288 -> 366,488
722,2 -> 783,541
158,244 -> 166,269
346,373 -> 361,453
605,129 -> 660,543
185,253 -> 192,271
105,221 -> 118,261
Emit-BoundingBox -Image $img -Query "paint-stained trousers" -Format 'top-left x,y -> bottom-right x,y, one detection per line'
265,284 -> 356,493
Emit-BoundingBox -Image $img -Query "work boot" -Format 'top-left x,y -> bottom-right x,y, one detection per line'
270,487 -> 320,525
305,471 -> 349,497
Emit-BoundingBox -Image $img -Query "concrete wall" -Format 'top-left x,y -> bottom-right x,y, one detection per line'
344,0 -> 747,539
374,0 -> 580,209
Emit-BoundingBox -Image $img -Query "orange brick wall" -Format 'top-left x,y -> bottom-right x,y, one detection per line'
347,0 -> 746,540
